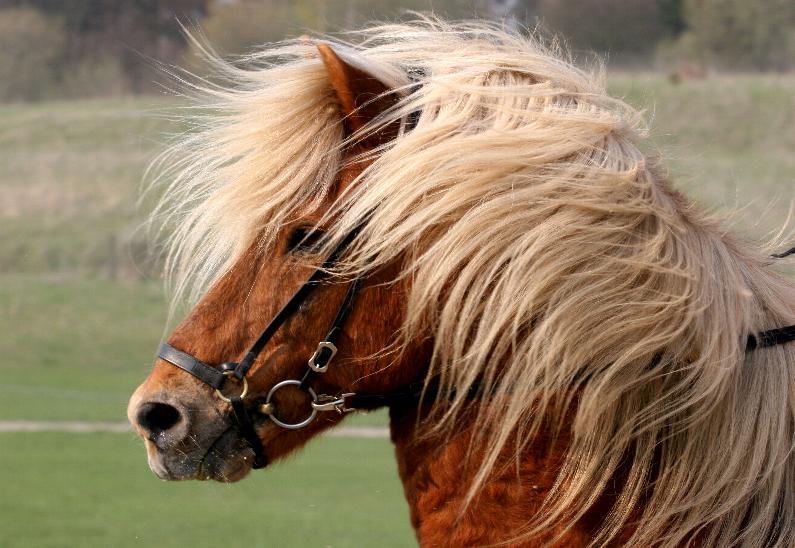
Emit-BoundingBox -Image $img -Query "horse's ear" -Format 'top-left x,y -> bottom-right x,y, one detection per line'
316,43 -> 399,142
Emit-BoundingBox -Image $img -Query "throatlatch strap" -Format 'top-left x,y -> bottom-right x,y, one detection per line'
747,325 -> 795,351
157,343 -> 226,389
772,245 -> 795,259
347,383 -> 427,409
230,396 -> 267,469
742,247 -> 795,350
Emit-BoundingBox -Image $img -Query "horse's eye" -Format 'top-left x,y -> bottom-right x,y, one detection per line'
286,226 -> 324,254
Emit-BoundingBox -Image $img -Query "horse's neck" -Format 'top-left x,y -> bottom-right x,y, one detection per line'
388,402 -> 629,547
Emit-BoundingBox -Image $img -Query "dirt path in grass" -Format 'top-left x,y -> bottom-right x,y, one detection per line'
0,420 -> 389,438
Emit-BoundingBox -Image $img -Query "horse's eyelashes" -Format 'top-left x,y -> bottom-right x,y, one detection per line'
286,226 -> 324,254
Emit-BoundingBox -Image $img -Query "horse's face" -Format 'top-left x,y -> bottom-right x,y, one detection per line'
127,45 -> 427,482
127,179 -> 423,481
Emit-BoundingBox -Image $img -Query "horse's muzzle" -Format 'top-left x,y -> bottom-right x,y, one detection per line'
128,381 -> 254,482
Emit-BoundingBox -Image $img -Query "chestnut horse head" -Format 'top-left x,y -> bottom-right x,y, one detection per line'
129,21 -> 795,546
127,43 -> 430,480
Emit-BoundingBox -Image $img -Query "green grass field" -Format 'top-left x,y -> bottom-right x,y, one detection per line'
0,433 -> 414,547
1,74 -> 793,547
0,275 -> 164,421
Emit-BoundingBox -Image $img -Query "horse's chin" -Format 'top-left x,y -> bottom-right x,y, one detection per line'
197,427 -> 255,483
146,426 -> 255,483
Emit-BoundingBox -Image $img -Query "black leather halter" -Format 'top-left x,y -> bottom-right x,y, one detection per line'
157,229 -> 366,468
157,224 -> 795,470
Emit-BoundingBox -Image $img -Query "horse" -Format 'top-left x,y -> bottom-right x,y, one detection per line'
127,20 -> 795,547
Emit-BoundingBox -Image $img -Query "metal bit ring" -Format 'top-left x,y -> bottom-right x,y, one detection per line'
264,379 -> 318,430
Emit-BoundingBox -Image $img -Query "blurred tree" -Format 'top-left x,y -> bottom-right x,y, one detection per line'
657,0 -> 685,35
1,0 -> 209,92
536,0 -> 669,61
198,0 -> 289,54
478,0 -> 522,21
198,0 -> 456,57
681,0 -> 795,70
0,7 -> 66,100
1,0 -> 792,101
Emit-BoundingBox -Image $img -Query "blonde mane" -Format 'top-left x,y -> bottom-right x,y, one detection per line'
151,18 -> 795,547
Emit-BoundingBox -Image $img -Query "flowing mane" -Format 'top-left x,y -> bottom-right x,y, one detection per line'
150,19 -> 795,547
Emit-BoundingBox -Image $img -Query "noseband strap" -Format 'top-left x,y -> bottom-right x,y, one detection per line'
156,342 -> 226,389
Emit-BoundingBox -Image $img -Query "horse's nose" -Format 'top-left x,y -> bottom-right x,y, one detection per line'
134,401 -> 185,446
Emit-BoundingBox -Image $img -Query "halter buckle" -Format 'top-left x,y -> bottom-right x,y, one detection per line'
308,341 -> 338,373
311,393 -> 356,414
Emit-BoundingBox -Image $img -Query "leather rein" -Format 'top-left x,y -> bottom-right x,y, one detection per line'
157,232 -> 795,469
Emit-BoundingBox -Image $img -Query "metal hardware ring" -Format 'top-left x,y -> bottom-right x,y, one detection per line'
214,371 -> 249,403
264,379 -> 318,430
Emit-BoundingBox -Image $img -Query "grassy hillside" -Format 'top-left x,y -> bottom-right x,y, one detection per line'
0,275 -> 164,421
612,74 -> 795,236
0,98 -> 176,277
1,76 -> 793,280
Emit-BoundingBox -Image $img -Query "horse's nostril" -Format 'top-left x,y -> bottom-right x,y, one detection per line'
136,401 -> 182,438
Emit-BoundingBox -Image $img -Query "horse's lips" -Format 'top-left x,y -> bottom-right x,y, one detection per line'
196,425 -> 255,483
143,423 -> 255,482
146,442 -> 175,480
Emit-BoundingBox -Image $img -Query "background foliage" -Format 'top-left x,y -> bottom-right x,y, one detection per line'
0,7 -> 66,101
0,0 -> 793,101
